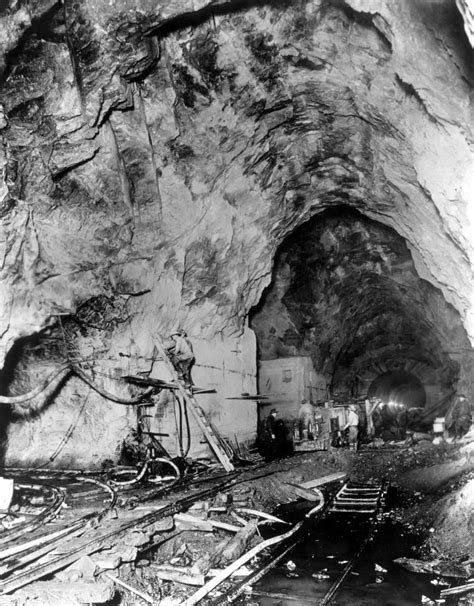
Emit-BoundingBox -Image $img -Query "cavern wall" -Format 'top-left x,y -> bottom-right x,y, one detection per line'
0,0 -> 472,467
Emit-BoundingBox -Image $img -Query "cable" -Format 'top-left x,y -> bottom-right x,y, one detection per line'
147,457 -> 180,484
0,364 -> 150,407
182,395 -> 191,457
107,462 -> 150,486
173,391 -> 185,457
0,365 -> 72,405
107,457 -> 180,487
71,366 -> 150,404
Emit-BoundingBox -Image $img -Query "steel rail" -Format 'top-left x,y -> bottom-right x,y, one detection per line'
319,480 -> 388,605
0,477 -> 117,577
1,483 -> 65,544
211,489 -> 327,605
0,475 -> 237,594
319,522 -> 376,606
212,481 -> 387,605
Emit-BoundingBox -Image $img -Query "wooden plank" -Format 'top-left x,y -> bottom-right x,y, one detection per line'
300,472 -> 347,489
334,500 -> 378,506
0,504 -> 171,594
105,573 -> 154,603
182,521 -> 305,606
208,520 -> 241,533
440,581 -> 474,597
174,513 -> 213,532
284,483 -> 322,502
151,565 -> 205,586
337,494 -> 379,503
0,580 -> 114,605
329,508 -> 376,513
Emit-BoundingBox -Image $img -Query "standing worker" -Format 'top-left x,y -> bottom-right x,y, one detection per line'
264,408 -> 278,459
343,404 -> 360,452
298,399 -> 316,440
451,394 -> 472,439
166,328 -> 195,391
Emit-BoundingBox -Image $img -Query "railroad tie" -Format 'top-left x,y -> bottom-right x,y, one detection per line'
328,481 -> 384,514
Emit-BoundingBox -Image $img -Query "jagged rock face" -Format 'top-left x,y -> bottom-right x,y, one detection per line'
0,0 -> 472,465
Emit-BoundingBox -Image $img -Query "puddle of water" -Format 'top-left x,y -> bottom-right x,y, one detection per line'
237,489 -> 444,606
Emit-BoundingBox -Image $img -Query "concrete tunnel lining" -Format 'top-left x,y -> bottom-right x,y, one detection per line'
367,370 -> 427,409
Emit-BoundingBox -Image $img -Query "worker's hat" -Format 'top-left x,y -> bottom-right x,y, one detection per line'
171,325 -> 184,336
270,408 -> 277,414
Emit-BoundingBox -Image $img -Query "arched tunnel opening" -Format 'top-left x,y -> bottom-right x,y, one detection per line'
249,206 -> 465,431
367,370 -> 426,409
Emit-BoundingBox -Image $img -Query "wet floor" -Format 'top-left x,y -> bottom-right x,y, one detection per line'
238,489 -> 446,606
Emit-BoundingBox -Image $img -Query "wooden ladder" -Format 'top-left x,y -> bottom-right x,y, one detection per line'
154,337 -> 235,472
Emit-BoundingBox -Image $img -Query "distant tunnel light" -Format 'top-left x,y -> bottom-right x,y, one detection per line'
387,399 -> 405,409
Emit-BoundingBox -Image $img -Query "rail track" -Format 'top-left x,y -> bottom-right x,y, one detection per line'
0,466 -> 388,604
0,460 -> 281,595
212,479 -> 388,605
0,465 -> 243,595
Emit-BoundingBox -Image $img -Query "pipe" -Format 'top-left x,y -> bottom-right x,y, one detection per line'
147,457 -> 181,484
107,462 -> 150,486
0,476 -> 117,578
0,475 -> 239,595
108,457 -> 181,487
72,366 -> 151,404
211,491 -> 326,605
235,508 -> 289,525
1,484 -> 65,544
181,521 -> 306,606
188,495 -> 327,606
77,476 -> 117,509
304,488 -> 325,517
0,364 -> 151,407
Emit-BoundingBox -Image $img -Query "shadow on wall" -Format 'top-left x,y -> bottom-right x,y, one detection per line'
367,370 -> 426,408
0,339 -> 23,466
0,333 -> 66,466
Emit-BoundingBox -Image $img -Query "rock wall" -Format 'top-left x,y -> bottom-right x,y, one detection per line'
0,0 -> 472,466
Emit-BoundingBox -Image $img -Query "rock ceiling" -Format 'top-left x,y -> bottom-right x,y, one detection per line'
0,0 -> 473,386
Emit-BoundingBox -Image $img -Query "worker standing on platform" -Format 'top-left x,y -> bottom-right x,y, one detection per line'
166,328 -> 195,391
344,404 -> 360,452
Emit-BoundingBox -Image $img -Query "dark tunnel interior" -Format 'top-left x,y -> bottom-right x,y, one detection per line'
367,370 -> 426,409
250,205 -> 467,404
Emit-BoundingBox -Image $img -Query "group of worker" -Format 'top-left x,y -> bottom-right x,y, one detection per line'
262,400 -> 361,459
262,391 -> 473,459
